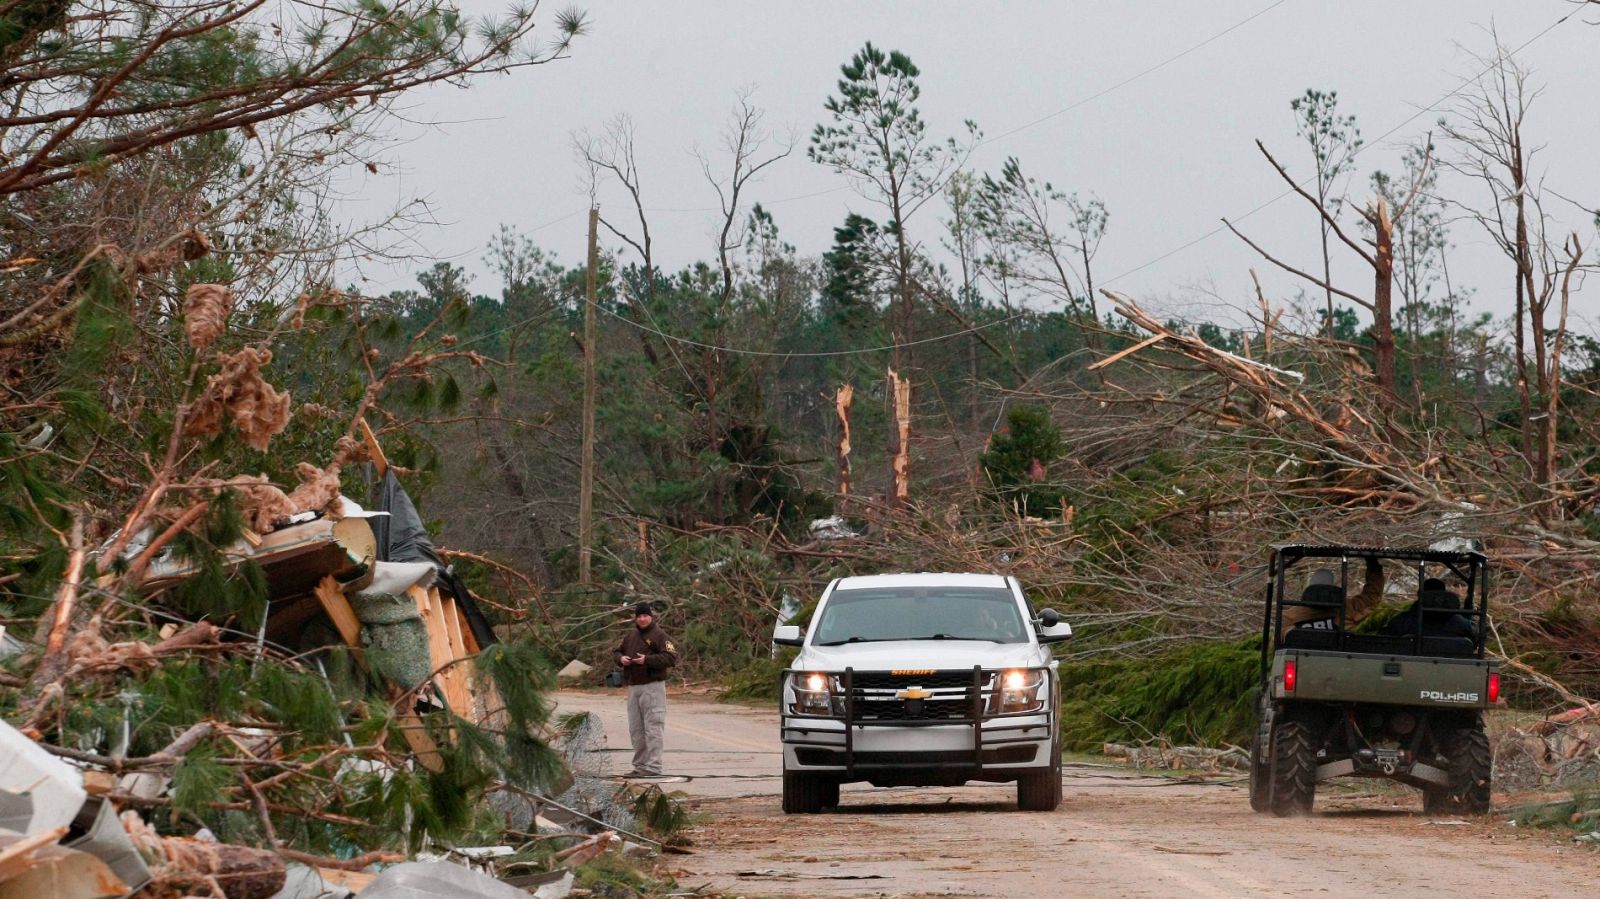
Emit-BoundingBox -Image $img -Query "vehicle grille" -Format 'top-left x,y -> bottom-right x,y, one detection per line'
853,698 -> 974,721
845,670 -> 993,720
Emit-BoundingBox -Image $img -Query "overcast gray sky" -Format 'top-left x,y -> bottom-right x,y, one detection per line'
338,0 -> 1599,330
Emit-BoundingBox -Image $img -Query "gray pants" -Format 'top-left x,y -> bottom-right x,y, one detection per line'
626,681 -> 667,775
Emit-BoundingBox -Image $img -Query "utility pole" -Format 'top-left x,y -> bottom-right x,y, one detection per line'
579,207 -> 599,585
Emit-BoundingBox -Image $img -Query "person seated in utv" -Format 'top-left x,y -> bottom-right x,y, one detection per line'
1383,577 -> 1474,639
1285,557 -> 1386,630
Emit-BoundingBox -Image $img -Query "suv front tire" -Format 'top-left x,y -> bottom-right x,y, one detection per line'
782,769 -> 826,814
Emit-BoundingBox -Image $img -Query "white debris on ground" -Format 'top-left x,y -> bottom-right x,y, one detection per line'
808,516 -> 858,540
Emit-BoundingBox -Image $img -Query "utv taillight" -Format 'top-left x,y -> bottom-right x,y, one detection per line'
1487,671 -> 1500,704
1283,659 -> 1297,693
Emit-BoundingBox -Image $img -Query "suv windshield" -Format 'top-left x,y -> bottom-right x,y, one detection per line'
811,586 -> 1028,645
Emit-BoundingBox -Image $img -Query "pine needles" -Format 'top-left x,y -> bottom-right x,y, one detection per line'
1059,638 -> 1261,750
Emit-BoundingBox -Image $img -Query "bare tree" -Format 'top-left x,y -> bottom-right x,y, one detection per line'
1438,40 -> 1593,501
1289,89 -> 1364,334
0,1 -> 584,197
697,90 -> 794,306
975,156 -> 1108,345
1225,138 -> 1432,400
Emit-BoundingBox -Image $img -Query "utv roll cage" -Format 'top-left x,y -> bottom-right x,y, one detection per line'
1259,545 -> 1490,674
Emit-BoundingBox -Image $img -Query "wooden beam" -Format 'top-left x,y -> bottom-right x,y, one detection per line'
454,603 -> 480,655
392,707 -> 444,772
1087,332 -> 1166,371
319,869 -> 377,892
358,417 -> 388,478
312,576 -> 362,652
408,585 -> 471,716
407,586 -> 448,698
439,593 -> 475,715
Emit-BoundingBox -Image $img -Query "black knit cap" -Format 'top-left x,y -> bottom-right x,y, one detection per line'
632,602 -> 654,617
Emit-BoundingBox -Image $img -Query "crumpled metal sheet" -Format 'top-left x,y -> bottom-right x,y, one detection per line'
64,798 -> 150,895
268,864 -> 355,899
357,861 -> 532,899
0,719 -> 86,836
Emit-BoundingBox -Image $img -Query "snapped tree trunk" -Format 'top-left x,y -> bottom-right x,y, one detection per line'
835,383 -> 853,501
887,369 -> 911,510
1371,197 -> 1398,400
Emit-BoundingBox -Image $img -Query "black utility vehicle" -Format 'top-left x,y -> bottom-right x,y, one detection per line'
1248,545 -> 1500,817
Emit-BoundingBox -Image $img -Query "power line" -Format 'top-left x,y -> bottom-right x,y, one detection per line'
457,6 -> 1579,362
570,6 -> 1580,361
976,0 -> 1292,149
607,1 -> 1291,217
1101,6 -> 1580,287
591,297 -> 1031,359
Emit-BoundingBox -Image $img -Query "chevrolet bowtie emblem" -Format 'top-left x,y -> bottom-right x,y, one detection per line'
897,688 -> 932,700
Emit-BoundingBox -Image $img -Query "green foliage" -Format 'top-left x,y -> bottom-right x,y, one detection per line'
1507,785 -> 1600,833
718,652 -> 794,704
171,745 -> 233,816
979,404 -> 1067,516
343,748 -> 493,854
131,660 -> 250,750
166,497 -> 268,631
250,662 -> 345,747
470,637 -> 564,790
0,432 -> 73,543
62,265 -> 137,386
628,784 -> 690,839
1290,88 -> 1363,184
573,852 -> 663,897
1058,638 -> 1260,751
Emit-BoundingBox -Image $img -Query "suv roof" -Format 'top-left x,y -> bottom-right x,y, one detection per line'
833,572 -> 1010,590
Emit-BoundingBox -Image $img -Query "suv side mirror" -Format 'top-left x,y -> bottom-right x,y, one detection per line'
773,624 -> 804,646
1036,609 -> 1071,644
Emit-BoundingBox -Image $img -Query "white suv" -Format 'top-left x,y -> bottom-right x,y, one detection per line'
774,573 -> 1071,813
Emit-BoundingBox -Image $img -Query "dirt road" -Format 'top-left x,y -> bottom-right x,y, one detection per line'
555,690 -> 1595,898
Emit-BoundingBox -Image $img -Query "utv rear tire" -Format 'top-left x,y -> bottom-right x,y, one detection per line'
1424,725 -> 1492,815
1248,733 -> 1271,813
1269,720 -> 1317,817
782,771 -> 825,814
1017,767 -> 1060,811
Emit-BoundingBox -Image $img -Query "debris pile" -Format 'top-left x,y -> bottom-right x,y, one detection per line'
0,422 -> 679,897
1495,706 -> 1600,792
1102,742 -> 1249,773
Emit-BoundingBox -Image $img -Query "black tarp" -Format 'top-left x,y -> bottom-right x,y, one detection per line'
373,470 -> 497,648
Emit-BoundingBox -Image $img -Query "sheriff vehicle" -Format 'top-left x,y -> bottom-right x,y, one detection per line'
775,573 -> 1071,813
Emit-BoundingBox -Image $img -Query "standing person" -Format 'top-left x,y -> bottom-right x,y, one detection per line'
617,602 -> 677,777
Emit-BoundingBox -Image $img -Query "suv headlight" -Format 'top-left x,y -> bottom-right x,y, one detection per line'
995,669 -> 1045,713
789,672 -> 840,716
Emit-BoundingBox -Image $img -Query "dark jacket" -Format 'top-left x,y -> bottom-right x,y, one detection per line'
1383,589 -> 1475,639
617,622 -> 678,686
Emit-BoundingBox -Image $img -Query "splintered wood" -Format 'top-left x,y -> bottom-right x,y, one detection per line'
311,576 -> 362,652
1096,291 -> 1436,509
887,369 -> 911,509
835,383 -> 853,498
408,585 -> 477,719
